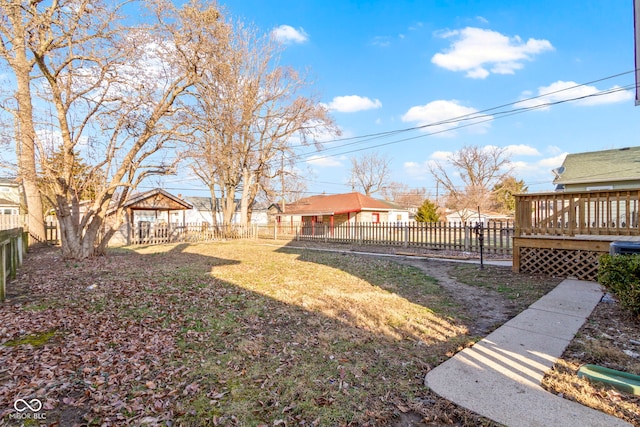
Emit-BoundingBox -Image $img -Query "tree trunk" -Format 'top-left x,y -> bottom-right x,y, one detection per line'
239,168 -> 253,226
11,9 -> 45,243
207,183 -> 218,228
222,187 -> 236,231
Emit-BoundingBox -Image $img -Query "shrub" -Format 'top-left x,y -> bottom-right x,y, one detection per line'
598,254 -> 640,317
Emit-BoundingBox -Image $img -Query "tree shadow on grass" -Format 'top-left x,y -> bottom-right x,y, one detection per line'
274,243 -> 466,334
0,241 -> 492,427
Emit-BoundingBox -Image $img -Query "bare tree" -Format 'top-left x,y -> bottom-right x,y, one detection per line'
429,145 -> 512,221
4,0 -> 228,259
381,182 -> 428,208
0,0 -> 49,242
349,151 -> 391,196
260,158 -> 311,213
186,19 -> 338,227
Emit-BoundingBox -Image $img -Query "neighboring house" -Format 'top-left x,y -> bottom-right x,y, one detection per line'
183,196 -> 269,225
0,178 -> 21,216
0,178 -> 23,230
184,196 -> 235,225
553,146 -> 640,191
384,200 -> 411,222
271,192 -> 410,226
444,208 -> 512,225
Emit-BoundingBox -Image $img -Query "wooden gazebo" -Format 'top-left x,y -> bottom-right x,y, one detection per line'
122,188 -> 193,245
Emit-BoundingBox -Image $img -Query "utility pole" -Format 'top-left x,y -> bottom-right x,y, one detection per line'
280,150 -> 285,213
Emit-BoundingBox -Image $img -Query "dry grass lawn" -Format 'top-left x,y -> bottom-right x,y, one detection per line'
0,240 -> 637,426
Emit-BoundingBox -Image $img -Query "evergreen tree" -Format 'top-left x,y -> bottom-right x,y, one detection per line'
415,199 -> 440,222
492,176 -> 528,214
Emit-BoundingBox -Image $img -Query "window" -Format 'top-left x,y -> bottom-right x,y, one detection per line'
372,213 -> 380,223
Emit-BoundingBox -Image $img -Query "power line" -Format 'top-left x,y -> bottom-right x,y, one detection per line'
289,73 -> 637,164
143,70 -> 638,196
149,70 -> 638,167
292,69 -> 636,151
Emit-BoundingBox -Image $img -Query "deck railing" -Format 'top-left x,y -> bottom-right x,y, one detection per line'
0,228 -> 27,302
515,189 -> 640,237
0,214 -> 25,231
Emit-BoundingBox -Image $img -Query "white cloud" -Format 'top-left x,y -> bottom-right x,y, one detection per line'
430,151 -> 453,160
510,152 -> 568,182
404,161 -> 430,179
371,36 -> 391,47
538,152 -> 568,168
504,144 -> 541,156
272,25 -> 309,44
401,99 -> 492,136
517,80 -> 634,110
306,155 -> 344,167
324,95 -> 382,113
431,27 -> 553,79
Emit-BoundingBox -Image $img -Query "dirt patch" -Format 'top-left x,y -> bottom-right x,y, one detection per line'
395,259 -> 514,336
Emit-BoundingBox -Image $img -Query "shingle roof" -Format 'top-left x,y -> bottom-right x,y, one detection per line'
124,188 -> 193,210
184,196 -> 249,212
284,192 -> 395,215
184,196 -> 215,212
0,177 -> 18,187
0,197 -> 17,206
553,146 -> 640,185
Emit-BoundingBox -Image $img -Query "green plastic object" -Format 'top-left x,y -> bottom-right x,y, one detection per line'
577,364 -> 640,396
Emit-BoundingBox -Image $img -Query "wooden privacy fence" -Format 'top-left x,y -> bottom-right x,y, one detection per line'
0,228 -> 27,302
45,222 -> 59,245
267,221 -> 514,255
130,222 -> 258,245
127,220 -> 514,255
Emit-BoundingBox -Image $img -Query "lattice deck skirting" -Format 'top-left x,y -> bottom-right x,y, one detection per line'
518,247 -> 602,281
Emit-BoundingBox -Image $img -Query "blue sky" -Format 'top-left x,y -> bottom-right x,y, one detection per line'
172,1 -> 640,197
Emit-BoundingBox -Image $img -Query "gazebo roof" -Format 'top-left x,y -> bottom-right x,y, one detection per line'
124,188 -> 193,211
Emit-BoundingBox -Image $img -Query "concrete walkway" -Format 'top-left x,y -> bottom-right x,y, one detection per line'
424,279 -> 632,427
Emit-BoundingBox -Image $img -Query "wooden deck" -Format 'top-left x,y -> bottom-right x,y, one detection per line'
514,190 -> 640,280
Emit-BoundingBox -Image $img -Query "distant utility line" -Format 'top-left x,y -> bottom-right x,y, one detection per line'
288,70 -> 637,164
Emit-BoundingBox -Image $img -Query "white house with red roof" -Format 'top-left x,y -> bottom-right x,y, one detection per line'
270,192 -> 410,227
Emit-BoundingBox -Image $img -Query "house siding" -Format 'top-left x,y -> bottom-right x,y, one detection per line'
563,180 -> 640,192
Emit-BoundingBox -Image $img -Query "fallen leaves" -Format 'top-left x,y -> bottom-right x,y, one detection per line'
0,248 -> 194,425
0,242 -> 544,426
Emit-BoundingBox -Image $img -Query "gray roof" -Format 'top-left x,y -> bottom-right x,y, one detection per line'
0,177 -> 18,187
185,196 -> 216,211
0,197 -> 18,206
184,196 -> 241,212
553,146 -> 640,185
